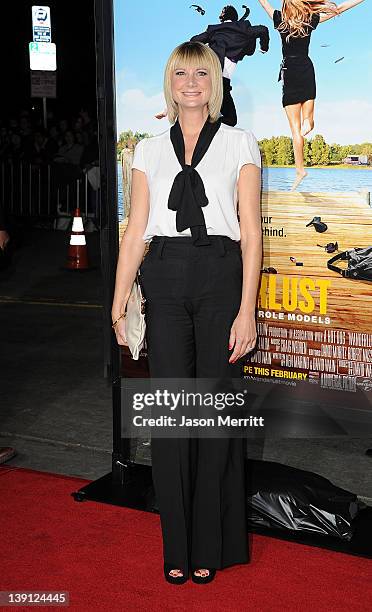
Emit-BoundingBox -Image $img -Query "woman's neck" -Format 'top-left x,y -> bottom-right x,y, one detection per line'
177,106 -> 209,137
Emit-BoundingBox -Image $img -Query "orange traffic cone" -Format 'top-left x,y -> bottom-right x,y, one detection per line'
65,208 -> 90,270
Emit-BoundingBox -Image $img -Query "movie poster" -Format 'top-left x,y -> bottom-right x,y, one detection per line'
113,0 -> 371,395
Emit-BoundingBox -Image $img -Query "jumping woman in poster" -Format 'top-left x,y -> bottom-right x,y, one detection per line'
257,0 -> 365,190
111,41 -> 262,584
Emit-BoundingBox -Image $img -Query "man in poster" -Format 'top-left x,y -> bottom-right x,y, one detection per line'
190,5 -> 270,125
156,4 -> 270,126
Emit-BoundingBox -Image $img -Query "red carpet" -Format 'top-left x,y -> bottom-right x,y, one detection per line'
1,465 -> 372,612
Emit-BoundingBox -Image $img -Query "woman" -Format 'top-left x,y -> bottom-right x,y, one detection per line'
257,0 -> 365,190
111,41 -> 262,584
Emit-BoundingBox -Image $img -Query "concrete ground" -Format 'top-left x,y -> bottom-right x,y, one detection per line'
1,225 -> 372,503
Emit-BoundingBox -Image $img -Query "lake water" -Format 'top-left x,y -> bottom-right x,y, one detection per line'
117,163 -> 371,220
262,166 -> 372,193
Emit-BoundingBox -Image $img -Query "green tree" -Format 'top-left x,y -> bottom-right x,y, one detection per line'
340,144 -> 353,160
303,138 -> 311,166
310,134 -> 327,165
260,138 -> 277,165
359,142 -> 372,155
117,130 -> 151,157
271,136 -> 280,164
329,143 -> 343,163
276,136 -> 294,165
320,143 -> 331,165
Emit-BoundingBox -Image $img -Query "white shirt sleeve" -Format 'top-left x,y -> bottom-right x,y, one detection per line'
131,138 -> 147,174
237,130 -> 262,175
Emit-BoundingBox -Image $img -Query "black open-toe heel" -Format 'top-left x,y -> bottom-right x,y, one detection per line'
163,563 -> 188,585
191,567 -> 216,584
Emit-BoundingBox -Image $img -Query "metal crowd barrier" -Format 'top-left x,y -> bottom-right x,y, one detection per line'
0,159 -> 100,226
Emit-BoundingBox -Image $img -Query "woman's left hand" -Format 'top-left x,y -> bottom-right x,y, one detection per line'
228,311 -> 257,363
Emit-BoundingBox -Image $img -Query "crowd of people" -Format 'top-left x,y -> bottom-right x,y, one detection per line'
0,108 -> 99,170
0,107 -> 100,228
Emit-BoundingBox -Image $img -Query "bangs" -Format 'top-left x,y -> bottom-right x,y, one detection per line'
171,42 -> 213,71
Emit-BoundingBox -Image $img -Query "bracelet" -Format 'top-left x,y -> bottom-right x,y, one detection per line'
112,312 -> 126,329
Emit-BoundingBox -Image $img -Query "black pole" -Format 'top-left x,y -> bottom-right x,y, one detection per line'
94,0 -> 119,383
72,0 -> 155,510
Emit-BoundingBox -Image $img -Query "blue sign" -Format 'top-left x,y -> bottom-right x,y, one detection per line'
33,26 -> 51,43
32,6 -> 51,43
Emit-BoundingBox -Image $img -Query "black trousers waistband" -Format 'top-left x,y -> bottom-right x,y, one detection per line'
149,235 -> 240,258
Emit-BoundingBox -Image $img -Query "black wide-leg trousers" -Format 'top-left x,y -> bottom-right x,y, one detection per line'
139,235 -> 249,575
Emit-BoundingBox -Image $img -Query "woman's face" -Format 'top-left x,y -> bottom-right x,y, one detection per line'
171,64 -> 212,112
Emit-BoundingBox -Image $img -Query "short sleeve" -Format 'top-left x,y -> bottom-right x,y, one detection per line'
311,13 -> 320,30
273,9 -> 282,30
238,130 -> 262,174
131,138 -> 146,173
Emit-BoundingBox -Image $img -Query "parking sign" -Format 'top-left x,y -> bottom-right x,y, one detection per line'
32,6 -> 51,43
29,42 -> 56,71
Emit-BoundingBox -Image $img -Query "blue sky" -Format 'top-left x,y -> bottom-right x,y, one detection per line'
113,0 -> 371,144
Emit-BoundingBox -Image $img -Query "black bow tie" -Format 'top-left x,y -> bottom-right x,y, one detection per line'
168,116 -> 222,245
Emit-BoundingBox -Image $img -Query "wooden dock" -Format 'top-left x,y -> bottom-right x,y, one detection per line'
259,190 -> 372,333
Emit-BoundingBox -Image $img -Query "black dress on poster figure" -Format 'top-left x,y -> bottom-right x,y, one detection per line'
256,0 -> 365,190
273,9 -> 320,107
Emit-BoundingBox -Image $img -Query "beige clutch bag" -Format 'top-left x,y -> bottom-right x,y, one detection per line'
124,272 -> 147,360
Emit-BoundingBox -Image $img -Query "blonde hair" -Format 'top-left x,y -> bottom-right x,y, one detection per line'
163,41 -> 223,124
279,0 -> 339,40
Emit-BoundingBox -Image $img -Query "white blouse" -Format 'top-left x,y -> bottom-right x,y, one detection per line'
131,122 -> 261,243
